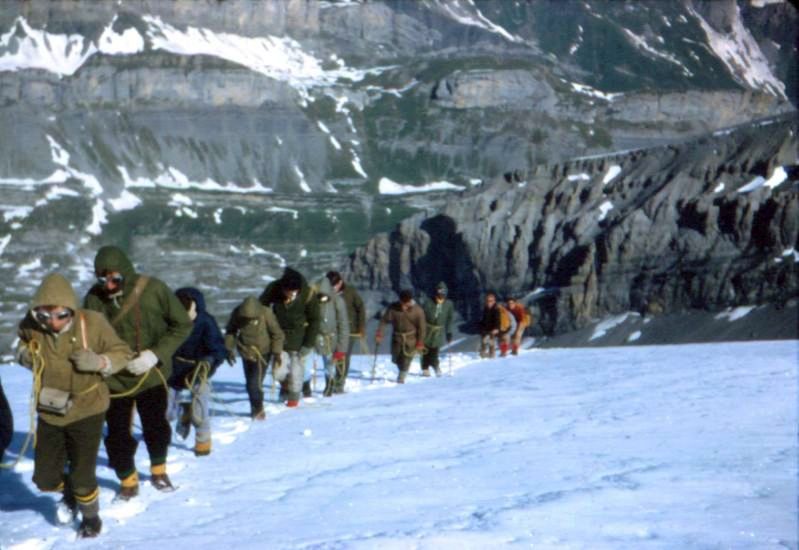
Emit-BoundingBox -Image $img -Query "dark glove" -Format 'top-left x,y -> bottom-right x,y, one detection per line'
446,333 -> 453,344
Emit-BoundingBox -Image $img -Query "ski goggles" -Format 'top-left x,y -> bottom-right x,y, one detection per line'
34,308 -> 73,323
97,274 -> 124,285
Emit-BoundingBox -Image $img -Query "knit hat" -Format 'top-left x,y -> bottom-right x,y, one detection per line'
280,268 -> 304,291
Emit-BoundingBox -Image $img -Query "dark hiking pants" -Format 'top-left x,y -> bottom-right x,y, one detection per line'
421,347 -> 440,370
34,413 -> 104,502
105,385 -> 171,480
242,358 -> 266,416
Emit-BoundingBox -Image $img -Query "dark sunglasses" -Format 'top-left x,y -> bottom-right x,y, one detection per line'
34,309 -> 73,323
97,274 -> 124,285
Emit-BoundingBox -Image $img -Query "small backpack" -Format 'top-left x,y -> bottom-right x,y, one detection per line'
498,305 -> 512,332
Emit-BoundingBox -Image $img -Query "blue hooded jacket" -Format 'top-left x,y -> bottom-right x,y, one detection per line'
169,287 -> 227,389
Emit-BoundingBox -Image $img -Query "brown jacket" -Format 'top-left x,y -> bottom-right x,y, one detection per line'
18,274 -> 132,427
224,296 -> 285,361
379,301 -> 426,360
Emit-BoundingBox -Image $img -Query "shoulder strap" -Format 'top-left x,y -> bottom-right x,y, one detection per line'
79,312 -> 88,350
111,276 -> 150,326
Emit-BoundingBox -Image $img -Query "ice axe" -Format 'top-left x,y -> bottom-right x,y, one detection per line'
370,337 -> 380,383
311,352 -> 318,393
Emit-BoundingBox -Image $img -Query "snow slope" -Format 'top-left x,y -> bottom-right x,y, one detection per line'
0,341 -> 796,549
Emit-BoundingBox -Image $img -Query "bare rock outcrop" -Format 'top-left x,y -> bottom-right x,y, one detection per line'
343,114 -> 799,334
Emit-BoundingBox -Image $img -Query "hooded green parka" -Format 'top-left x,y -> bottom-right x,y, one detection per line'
83,246 -> 192,395
258,268 -> 320,352
224,296 -> 285,361
422,282 -> 455,349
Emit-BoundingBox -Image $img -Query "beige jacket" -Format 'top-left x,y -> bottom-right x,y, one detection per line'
18,273 -> 132,426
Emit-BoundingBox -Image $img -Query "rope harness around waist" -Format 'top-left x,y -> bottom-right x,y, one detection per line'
397,330 -> 426,358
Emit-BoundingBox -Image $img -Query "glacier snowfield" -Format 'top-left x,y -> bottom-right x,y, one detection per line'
0,341 -> 796,549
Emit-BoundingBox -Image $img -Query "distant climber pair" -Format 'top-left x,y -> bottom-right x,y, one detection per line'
376,282 -> 455,383
479,292 -> 532,358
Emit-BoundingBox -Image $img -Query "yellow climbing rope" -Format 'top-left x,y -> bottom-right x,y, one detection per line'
108,362 -> 169,399
0,340 -> 45,469
244,345 -> 276,401
398,331 -> 427,358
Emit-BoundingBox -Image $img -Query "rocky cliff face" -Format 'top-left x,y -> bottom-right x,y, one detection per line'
0,0 -> 796,194
0,0 -> 797,352
343,114 -> 798,334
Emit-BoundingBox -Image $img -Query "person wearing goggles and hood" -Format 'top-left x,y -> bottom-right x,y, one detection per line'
16,273 -> 132,538
83,246 -> 192,500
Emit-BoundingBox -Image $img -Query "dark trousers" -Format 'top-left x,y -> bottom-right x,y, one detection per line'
105,385 -> 170,480
0,380 -> 11,460
393,353 -> 413,373
242,358 -> 266,416
336,338 -> 359,390
421,347 -> 441,370
34,413 -> 104,500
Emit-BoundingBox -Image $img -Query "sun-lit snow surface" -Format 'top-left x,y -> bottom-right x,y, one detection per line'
597,199 -> 614,222
715,305 -> 757,322
737,166 -> 789,193
775,247 -> 799,263
1,341 -> 796,549
686,3 -> 787,99
0,14 -> 387,106
567,81 -> 622,102
0,16 -> 144,76
622,28 -> 693,78
590,312 -> 639,340
436,0 -> 524,44
378,177 -> 465,195
602,164 -> 622,186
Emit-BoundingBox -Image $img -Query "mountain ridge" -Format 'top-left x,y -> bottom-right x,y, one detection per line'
342,112 -> 798,336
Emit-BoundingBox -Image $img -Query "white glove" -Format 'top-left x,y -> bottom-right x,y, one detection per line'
127,350 -> 159,376
272,351 -> 290,382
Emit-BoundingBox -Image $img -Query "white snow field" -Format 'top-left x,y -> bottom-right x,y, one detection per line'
0,341 -> 796,549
